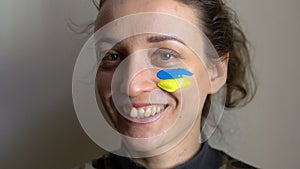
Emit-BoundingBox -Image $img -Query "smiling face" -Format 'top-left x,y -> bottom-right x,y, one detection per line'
95,0 -> 216,152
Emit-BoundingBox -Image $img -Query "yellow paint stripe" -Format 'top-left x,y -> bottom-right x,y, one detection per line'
157,77 -> 192,92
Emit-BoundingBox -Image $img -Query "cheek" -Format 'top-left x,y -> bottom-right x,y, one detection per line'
97,71 -> 113,97
196,70 -> 210,94
189,61 -> 211,95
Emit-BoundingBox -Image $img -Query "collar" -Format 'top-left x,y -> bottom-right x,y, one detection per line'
105,142 -> 223,169
174,141 -> 223,169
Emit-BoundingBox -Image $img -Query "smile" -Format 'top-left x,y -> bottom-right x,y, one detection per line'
120,104 -> 168,124
129,105 -> 167,118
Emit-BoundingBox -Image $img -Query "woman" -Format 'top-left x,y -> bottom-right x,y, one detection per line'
74,0 -> 257,168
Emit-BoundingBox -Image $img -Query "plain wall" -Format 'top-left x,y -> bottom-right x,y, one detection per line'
0,0 -> 299,168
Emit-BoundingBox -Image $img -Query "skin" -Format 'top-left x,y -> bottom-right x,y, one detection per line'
95,0 -> 228,168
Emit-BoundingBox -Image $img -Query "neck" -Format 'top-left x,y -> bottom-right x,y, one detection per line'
135,117 -> 202,169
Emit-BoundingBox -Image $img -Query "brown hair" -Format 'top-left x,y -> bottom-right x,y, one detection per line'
92,0 -> 257,119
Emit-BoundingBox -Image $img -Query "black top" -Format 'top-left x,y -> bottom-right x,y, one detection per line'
77,142 -> 258,169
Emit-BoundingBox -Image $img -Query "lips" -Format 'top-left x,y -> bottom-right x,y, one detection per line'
119,103 -> 168,124
129,105 -> 166,118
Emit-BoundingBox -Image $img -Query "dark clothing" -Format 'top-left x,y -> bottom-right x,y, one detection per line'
77,142 -> 258,169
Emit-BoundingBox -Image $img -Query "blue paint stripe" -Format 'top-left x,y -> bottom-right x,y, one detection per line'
157,68 -> 193,80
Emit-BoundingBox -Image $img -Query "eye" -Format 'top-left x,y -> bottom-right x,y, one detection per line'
99,51 -> 123,69
103,53 -> 122,61
160,52 -> 175,60
151,48 -> 181,67
154,48 -> 179,60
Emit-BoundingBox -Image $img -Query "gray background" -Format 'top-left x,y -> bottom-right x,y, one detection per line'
0,0 -> 299,168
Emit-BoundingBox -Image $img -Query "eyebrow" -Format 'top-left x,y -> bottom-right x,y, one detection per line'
147,35 -> 186,45
95,35 -> 186,47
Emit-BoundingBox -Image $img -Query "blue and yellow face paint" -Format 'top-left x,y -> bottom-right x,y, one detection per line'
157,68 -> 193,92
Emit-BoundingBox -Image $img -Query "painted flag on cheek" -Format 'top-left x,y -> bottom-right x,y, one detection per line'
157,68 -> 193,92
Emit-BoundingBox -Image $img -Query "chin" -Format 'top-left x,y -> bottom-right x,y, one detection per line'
121,133 -> 168,156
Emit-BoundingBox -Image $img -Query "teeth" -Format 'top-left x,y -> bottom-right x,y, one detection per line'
130,108 -> 138,118
151,106 -> 156,116
128,105 -> 166,119
144,107 -> 151,117
157,106 -> 161,113
138,108 -> 145,118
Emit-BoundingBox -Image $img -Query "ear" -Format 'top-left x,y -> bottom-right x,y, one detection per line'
208,53 -> 229,94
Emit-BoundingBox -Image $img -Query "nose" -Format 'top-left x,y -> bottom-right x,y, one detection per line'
126,69 -> 156,97
119,53 -> 157,97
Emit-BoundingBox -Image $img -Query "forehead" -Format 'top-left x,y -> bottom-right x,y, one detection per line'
96,0 -> 198,29
94,0 -> 208,65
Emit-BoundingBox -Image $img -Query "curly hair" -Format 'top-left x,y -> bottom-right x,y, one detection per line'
92,0 -> 257,119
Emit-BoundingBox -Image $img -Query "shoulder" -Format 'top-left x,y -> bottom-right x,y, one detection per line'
218,151 -> 259,169
73,154 -> 112,169
74,153 -> 132,169
74,146 -> 259,169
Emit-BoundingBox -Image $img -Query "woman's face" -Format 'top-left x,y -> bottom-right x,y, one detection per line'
96,0 -> 212,143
